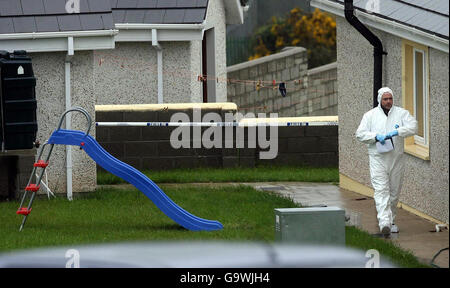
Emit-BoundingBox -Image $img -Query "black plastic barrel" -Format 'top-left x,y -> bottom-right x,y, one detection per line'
0,50 -> 38,150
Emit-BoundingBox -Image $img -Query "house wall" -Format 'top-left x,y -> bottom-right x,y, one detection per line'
28,51 -> 97,195
94,42 -> 195,104
204,0 -> 228,102
94,1 -> 228,105
336,16 -> 449,223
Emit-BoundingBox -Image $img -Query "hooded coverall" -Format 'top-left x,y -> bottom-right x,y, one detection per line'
356,88 -> 417,230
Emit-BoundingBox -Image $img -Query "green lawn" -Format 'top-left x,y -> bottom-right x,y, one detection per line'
97,166 -> 339,185
0,185 -> 427,268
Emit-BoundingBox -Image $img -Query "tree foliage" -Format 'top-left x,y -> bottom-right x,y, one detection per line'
249,8 -> 337,68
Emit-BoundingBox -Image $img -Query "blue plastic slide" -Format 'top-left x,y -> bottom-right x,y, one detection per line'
48,129 -> 223,231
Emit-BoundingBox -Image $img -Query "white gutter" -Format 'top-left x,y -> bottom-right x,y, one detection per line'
152,29 -> 164,104
0,29 -> 118,40
114,24 -> 205,42
311,0 -> 449,53
65,37 -> 74,201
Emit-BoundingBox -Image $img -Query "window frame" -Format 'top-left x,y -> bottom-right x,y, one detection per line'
412,47 -> 429,147
401,39 -> 430,161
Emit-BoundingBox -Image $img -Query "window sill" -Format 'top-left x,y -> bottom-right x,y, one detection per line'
405,144 -> 430,161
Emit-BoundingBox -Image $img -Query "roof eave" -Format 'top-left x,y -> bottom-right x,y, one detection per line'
0,30 -> 118,53
311,0 -> 449,53
114,23 -> 204,42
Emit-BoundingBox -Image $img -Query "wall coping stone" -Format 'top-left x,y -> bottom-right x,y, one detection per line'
308,62 -> 337,76
96,103 -> 238,112
227,47 -> 307,73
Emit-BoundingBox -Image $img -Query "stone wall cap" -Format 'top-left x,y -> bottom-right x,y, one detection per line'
239,116 -> 338,124
308,62 -> 337,75
96,103 -> 238,112
227,47 -> 307,73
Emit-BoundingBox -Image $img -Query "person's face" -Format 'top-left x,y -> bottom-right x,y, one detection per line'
381,92 -> 393,110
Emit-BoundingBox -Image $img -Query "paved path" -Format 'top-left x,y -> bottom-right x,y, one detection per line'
241,182 -> 449,268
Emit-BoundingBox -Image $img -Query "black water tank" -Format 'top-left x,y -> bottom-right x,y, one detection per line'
0,50 -> 38,150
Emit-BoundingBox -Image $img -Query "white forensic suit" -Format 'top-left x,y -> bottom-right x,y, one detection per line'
356,88 -> 417,231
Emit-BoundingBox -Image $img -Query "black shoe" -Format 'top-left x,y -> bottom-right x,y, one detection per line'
381,226 -> 391,235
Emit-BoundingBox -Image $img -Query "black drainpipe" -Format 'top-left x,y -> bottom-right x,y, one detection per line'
344,0 -> 387,107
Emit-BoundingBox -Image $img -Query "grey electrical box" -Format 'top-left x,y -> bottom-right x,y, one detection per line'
275,207 -> 345,246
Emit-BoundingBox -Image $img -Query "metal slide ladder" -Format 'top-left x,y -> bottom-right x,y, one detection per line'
16,107 -> 92,231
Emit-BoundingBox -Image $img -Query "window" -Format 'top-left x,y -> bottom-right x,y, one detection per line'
402,40 -> 430,160
413,48 -> 428,146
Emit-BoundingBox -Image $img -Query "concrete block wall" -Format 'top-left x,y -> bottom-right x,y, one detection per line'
95,106 -> 338,171
306,62 -> 338,116
227,47 -> 337,117
96,106 -> 238,171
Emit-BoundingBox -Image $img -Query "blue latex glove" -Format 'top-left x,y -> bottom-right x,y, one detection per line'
386,130 -> 399,138
376,134 -> 386,144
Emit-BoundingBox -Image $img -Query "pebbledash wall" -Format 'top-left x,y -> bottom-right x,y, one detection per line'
336,17 -> 449,224
227,47 -> 338,117
95,104 -> 338,171
95,0 -> 228,105
31,51 -> 97,195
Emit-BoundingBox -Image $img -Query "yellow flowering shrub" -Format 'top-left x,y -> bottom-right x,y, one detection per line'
249,8 -> 337,68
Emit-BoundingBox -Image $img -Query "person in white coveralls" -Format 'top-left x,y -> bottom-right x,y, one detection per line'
356,87 -> 417,235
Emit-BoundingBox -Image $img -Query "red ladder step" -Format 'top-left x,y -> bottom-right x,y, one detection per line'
16,207 -> 32,215
25,184 -> 40,192
34,160 -> 49,168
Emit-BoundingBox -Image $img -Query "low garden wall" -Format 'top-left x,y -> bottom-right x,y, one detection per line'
95,104 -> 338,171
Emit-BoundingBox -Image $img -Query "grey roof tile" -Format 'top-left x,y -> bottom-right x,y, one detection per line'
157,0 -> 177,8
112,10 -> 126,23
183,8 -> 205,23
124,10 -> 146,23
110,0 -> 208,24
110,0 -> 118,9
336,0 -> 449,39
35,15 -> 59,32
196,0 -> 208,8
388,6 -> 417,22
43,0 -> 67,14
143,9 -> 164,23
101,13 -> 114,29
117,0 -> 138,8
57,14 -> 82,31
79,0 -> 91,13
176,0 -> 198,8
0,0 -> 115,34
137,0 -> 157,8
80,14 -> 104,30
0,17 -> 14,33
0,0 -> 23,16
13,16 -> 36,33
425,0 -> 449,15
88,0 -> 111,12
437,23 -> 449,36
163,9 -> 184,23
20,0 -> 45,15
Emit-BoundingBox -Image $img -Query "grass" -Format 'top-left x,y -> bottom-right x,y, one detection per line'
97,166 -> 339,185
0,185 -> 298,252
0,185 -> 428,268
345,226 -> 429,268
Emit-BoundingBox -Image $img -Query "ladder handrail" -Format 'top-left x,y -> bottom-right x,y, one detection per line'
56,107 -> 92,136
